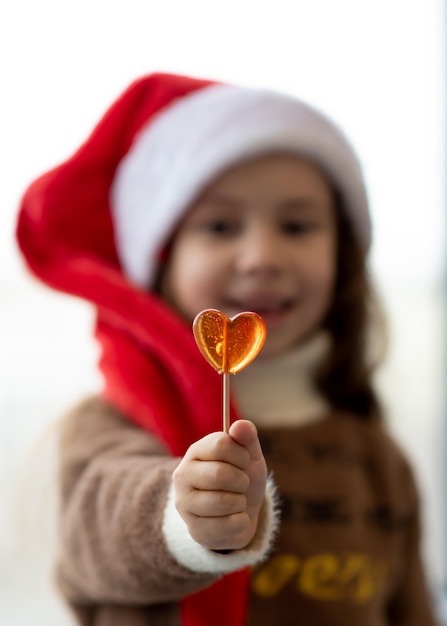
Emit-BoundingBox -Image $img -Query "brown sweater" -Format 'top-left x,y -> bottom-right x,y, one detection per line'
56,396 -> 438,626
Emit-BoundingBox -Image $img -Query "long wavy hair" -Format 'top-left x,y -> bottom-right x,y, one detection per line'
317,192 -> 388,420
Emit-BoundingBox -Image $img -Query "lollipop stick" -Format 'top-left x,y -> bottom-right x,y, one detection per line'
223,372 -> 230,433
221,318 -> 230,433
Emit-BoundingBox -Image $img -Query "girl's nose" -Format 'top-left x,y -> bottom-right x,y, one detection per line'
235,228 -> 286,275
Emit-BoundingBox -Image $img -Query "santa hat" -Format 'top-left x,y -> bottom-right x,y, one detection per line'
111,77 -> 371,287
17,72 -> 370,301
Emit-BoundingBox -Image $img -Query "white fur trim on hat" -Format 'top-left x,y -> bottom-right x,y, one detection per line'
111,84 -> 371,287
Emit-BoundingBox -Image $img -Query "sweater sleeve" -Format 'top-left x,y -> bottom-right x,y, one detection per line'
56,396 -> 276,607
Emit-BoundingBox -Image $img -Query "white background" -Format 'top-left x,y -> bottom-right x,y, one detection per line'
0,1 -> 445,624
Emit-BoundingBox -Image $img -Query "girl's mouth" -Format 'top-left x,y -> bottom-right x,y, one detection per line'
224,298 -> 295,325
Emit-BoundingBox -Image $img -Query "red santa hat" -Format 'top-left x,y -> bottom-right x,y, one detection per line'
111,78 -> 371,287
17,71 -> 371,302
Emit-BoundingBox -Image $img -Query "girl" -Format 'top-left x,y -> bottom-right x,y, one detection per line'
16,72 -> 438,625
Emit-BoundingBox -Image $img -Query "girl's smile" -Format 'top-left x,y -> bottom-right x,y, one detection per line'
161,154 -> 338,357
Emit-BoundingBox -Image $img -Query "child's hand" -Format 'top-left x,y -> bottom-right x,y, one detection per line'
172,420 -> 267,552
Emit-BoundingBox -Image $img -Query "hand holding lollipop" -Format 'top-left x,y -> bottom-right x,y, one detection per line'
172,309 -> 268,552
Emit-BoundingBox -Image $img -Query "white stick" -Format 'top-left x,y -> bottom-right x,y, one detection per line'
223,372 -> 230,433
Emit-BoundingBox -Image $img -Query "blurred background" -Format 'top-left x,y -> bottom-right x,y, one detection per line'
0,0 -> 446,623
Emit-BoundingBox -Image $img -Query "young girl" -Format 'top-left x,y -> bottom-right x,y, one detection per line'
16,72 -> 438,625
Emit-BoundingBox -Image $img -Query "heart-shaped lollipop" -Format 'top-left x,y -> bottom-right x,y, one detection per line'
193,309 -> 267,431
193,309 -> 266,374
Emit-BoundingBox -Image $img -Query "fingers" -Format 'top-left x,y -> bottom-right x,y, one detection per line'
183,430 -> 251,469
173,457 -> 252,549
182,489 -> 247,518
180,459 -> 249,493
187,511 -> 251,549
183,420 -> 262,466
172,421 -> 267,550
173,421 -> 265,500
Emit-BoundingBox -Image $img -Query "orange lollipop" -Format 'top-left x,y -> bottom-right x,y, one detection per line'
193,309 -> 267,432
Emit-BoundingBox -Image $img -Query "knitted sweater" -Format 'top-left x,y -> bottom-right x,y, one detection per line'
55,339 -> 438,625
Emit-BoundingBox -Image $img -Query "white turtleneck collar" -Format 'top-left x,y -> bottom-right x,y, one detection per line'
232,332 -> 330,429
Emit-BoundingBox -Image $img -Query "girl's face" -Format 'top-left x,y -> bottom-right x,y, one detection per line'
161,154 -> 337,357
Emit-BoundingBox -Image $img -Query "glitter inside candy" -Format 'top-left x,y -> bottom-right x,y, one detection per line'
193,309 -> 267,374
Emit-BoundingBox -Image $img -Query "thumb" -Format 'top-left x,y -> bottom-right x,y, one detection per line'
229,420 -> 267,509
229,419 -> 263,461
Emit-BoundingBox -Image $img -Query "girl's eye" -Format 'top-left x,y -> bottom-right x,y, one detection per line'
282,220 -> 316,235
203,219 -> 239,235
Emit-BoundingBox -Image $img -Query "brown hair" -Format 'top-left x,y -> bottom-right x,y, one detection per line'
317,193 -> 387,420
